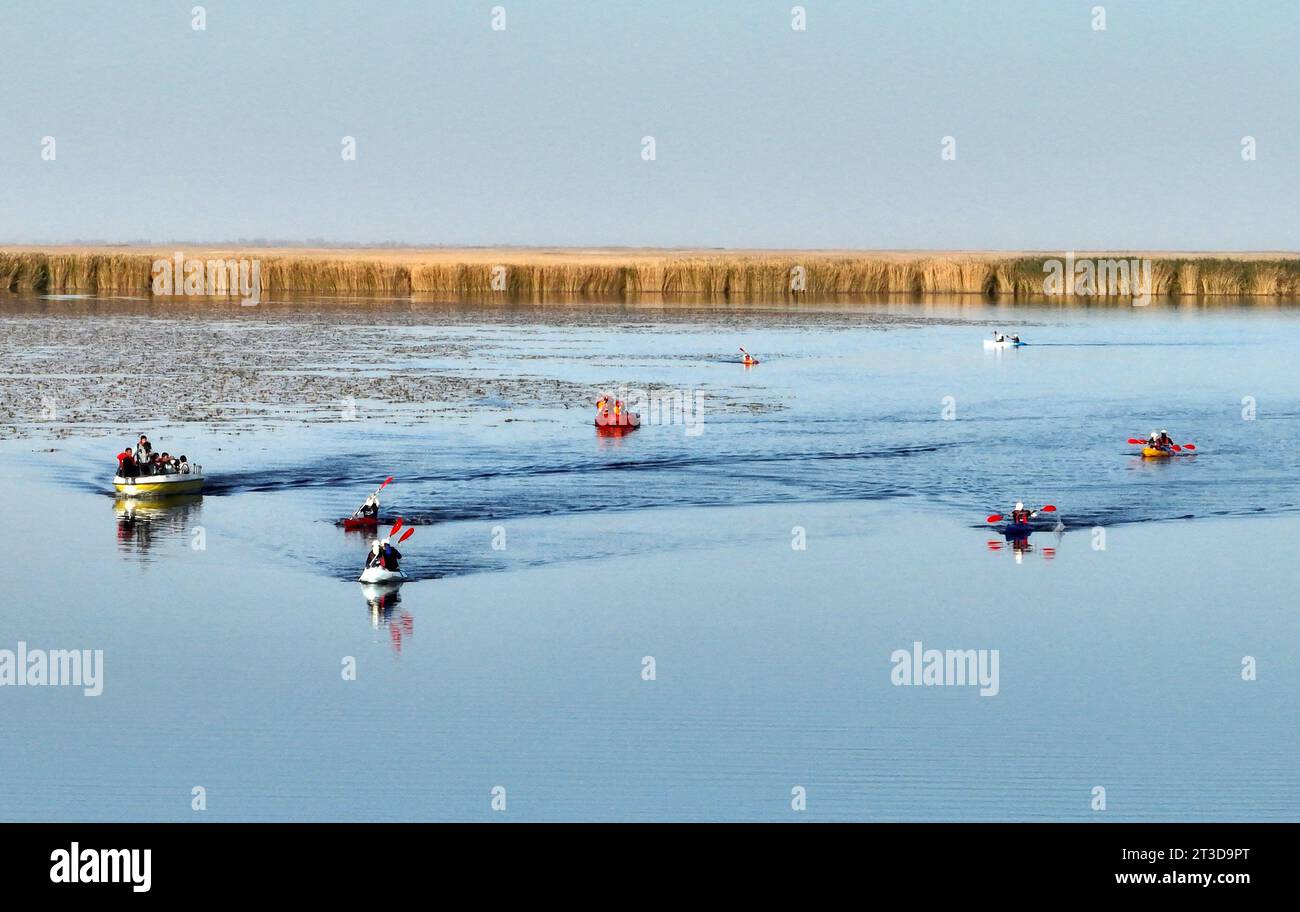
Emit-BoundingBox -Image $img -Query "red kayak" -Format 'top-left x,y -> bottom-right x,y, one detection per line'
341,516 -> 379,531
595,411 -> 641,434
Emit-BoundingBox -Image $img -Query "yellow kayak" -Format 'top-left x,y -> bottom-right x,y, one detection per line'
1141,446 -> 1174,458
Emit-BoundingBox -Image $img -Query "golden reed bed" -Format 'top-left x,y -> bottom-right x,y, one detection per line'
2,247 -> 1299,300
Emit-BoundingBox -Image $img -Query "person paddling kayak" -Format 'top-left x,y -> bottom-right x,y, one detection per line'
594,392 -> 640,431
1129,433 -> 1195,456
346,478 -> 393,526
987,502 -> 1056,533
365,539 -> 400,570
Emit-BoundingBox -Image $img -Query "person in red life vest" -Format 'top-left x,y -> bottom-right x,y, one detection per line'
116,447 -> 138,478
1010,501 -> 1032,525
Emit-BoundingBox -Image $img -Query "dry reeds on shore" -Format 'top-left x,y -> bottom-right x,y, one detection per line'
3,249 -> 1299,300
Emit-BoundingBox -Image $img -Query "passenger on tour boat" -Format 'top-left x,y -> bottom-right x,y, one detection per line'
115,437 -> 192,476
116,448 -> 138,478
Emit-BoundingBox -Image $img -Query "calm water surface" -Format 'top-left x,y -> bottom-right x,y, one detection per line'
1,296 -> 1297,820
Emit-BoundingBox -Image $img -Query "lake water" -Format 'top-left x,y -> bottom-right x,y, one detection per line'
1,295 -> 1297,821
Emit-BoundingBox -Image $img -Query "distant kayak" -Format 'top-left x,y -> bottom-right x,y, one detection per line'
341,516 -> 379,530
999,522 -> 1034,537
358,566 -> 407,584
983,339 -> 1025,349
1141,446 -> 1174,458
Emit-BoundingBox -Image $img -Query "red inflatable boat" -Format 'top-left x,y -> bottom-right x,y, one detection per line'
595,411 -> 641,434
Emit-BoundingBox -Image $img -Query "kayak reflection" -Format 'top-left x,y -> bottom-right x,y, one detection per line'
361,582 -> 413,653
985,531 -> 1058,562
113,495 -> 203,557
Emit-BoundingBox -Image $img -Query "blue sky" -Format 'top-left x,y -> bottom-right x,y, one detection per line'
1,0 -> 1297,248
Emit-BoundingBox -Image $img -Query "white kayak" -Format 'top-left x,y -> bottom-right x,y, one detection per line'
983,339 -> 1025,349
358,566 -> 408,584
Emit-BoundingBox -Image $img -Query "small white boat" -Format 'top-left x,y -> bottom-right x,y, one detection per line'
113,466 -> 204,496
358,566 -> 408,584
983,338 -> 1025,350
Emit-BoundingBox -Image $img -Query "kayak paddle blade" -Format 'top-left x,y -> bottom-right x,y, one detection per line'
1040,504 -> 1056,512
389,517 -> 404,538
398,528 -> 414,543
986,514 -> 1003,523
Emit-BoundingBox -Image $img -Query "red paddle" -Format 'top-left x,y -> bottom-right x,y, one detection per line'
1128,437 -> 1195,452
389,517 -> 404,538
398,528 -> 414,543
986,514 -> 1004,523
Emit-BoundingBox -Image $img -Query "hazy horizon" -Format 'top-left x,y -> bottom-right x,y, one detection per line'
3,0 -> 1297,249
